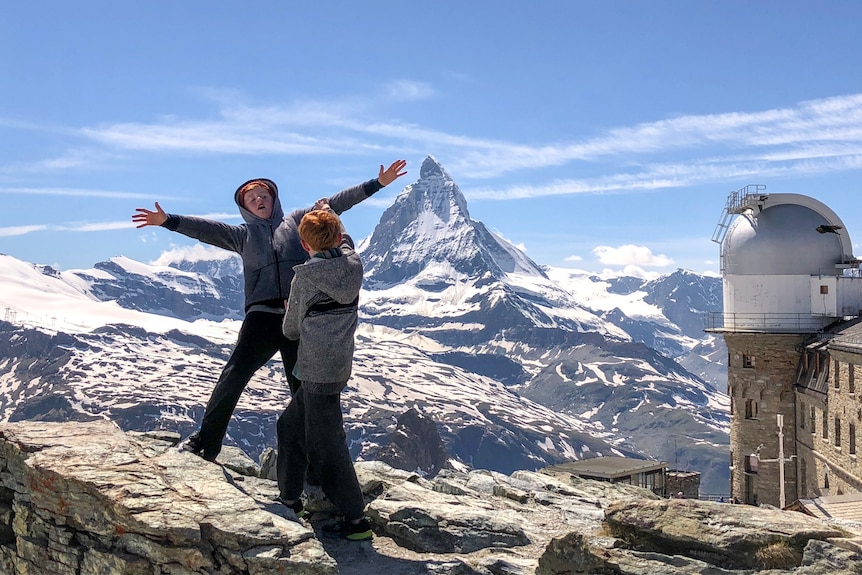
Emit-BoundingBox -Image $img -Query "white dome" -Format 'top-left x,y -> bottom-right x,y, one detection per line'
724,201 -> 845,276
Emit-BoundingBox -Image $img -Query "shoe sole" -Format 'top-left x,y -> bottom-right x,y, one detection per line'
345,529 -> 373,541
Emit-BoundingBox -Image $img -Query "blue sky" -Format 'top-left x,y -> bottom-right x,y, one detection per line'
3,2 -> 862,278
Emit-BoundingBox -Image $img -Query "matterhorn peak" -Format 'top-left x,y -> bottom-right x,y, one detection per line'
361,155 -> 545,287
419,154 -> 447,179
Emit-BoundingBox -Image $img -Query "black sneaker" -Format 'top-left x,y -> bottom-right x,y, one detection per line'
322,517 -> 373,541
177,432 -> 204,455
178,432 -> 219,462
275,496 -> 307,519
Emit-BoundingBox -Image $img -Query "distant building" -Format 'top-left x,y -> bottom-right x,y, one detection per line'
667,469 -> 702,500
544,456 -> 669,497
708,186 -> 862,508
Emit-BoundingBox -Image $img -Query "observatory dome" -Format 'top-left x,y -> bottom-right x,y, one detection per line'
723,202 -> 844,276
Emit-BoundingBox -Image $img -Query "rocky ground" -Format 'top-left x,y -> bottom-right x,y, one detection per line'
1,420 -> 861,574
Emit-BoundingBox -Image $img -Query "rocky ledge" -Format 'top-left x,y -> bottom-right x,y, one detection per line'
0,420 -> 861,574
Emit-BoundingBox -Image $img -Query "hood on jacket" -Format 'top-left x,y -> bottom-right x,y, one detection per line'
294,253 -> 363,304
234,178 -> 284,224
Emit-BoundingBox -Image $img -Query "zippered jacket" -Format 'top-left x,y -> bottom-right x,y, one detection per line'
282,234 -> 362,394
161,178 -> 381,311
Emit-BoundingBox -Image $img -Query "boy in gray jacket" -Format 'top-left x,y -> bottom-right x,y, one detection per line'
278,208 -> 371,540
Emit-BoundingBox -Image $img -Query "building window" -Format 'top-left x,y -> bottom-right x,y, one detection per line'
743,354 -> 755,368
811,406 -> 817,434
851,365 -> 856,394
800,403 -> 806,429
820,285 -> 829,294
800,458 -> 808,496
745,399 -> 758,419
744,454 -> 759,474
835,360 -> 841,389
823,411 -> 829,440
835,418 -> 842,447
851,424 -> 857,455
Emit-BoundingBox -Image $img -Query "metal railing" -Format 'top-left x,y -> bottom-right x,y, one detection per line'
711,184 -> 767,245
705,312 -> 836,333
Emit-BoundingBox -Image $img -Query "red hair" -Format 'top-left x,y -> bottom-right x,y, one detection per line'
298,210 -> 342,251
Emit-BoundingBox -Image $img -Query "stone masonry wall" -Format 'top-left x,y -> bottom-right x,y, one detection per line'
814,350 -> 862,496
725,333 -> 802,507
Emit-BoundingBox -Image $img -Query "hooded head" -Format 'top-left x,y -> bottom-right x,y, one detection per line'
234,178 -> 281,221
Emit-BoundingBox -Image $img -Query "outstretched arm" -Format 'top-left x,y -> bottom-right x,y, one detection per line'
132,202 -> 168,228
322,159 -> 409,216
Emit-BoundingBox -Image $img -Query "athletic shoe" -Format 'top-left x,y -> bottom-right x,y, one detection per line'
178,432 -> 218,462
178,432 -> 203,454
322,517 -> 373,541
275,496 -> 307,519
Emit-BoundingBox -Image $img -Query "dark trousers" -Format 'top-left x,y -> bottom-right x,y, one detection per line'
276,386 -> 365,521
197,311 -> 299,459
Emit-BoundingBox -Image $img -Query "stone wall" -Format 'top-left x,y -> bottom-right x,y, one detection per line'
725,333 -> 803,507
810,351 -> 862,497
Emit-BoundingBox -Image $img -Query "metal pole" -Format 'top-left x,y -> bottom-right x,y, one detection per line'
777,414 -> 785,508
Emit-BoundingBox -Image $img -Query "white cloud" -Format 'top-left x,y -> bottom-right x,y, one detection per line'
152,244 -> 238,266
0,186 -> 152,199
21,90 -> 862,198
59,221 -> 134,232
564,255 -> 583,262
0,224 -> 47,237
592,244 -> 674,268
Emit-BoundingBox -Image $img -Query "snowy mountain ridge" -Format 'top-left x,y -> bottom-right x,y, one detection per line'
0,155 -> 729,492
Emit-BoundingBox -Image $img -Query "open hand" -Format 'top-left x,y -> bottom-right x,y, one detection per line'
378,159 -> 408,187
132,202 -> 168,228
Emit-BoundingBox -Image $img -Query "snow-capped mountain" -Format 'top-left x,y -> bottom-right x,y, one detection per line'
0,253 -> 635,479
0,155 -> 729,492
361,155 -> 546,284
355,156 -> 728,492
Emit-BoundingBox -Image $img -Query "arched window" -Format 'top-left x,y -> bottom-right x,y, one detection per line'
745,399 -> 758,419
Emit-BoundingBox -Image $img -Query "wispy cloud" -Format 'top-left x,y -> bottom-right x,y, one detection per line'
0,187 -> 153,199
0,212 -> 240,237
58,222 -> 134,232
12,90 -> 862,199
466,153 -> 862,200
0,225 -> 47,237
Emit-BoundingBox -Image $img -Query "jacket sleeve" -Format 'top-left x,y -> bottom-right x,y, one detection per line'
282,276 -> 305,341
327,178 -> 383,215
162,214 -> 246,253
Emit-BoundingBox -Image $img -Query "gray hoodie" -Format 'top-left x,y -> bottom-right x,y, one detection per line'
162,178 -> 381,311
282,235 -> 363,394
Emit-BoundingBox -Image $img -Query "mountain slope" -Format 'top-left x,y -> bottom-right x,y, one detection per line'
0,155 -> 729,492
356,156 -> 729,492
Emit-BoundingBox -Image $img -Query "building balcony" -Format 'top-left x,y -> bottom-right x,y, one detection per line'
705,312 -> 837,333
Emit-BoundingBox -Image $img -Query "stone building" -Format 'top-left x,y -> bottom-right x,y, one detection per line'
797,321 -> 862,501
709,187 -> 862,508
544,456 -> 669,497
